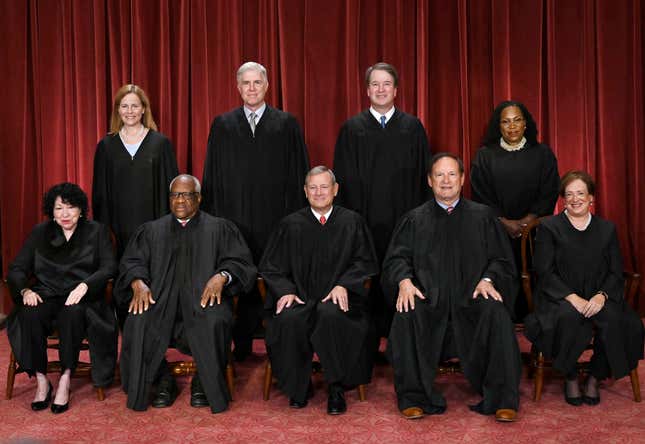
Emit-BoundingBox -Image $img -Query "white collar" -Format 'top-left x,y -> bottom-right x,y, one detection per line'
500,136 -> 527,151
369,106 -> 395,124
311,206 -> 333,223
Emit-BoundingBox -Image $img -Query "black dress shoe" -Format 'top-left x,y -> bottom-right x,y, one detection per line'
51,398 -> 70,414
289,398 -> 308,409
190,375 -> 209,408
582,376 -> 600,405
151,375 -> 178,408
327,386 -> 347,415
31,382 -> 53,411
564,381 -> 583,407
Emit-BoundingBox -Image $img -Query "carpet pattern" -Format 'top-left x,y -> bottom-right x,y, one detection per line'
0,331 -> 643,443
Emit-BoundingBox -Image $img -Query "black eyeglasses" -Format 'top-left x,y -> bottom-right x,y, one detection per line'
169,192 -> 198,200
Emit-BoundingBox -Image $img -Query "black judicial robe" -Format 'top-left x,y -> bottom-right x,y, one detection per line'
115,212 -> 256,413
202,106 -> 309,260
333,109 -> 430,262
7,219 -> 118,386
260,206 -> 379,400
525,213 -> 644,378
92,130 -> 178,257
470,142 -> 559,220
382,199 -> 522,413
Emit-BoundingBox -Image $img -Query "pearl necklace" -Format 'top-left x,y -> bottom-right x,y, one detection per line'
120,125 -> 146,143
500,136 -> 527,151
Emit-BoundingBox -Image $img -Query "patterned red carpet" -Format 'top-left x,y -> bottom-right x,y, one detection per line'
1,331 -> 643,443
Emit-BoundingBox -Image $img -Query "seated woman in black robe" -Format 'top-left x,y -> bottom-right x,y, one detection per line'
470,101 -> 560,319
7,183 -> 117,414
525,171 -> 644,406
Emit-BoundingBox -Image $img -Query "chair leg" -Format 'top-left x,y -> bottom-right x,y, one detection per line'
629,368 -> 641,402
226,363 -> 235,401
357,384 -> 366,401
263,360 -> 272,401
533,351 -> 545,402
6,351 -> 17,400
96,387 -> 105,401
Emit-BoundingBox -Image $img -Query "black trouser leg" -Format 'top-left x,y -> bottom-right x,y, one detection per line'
57,304 -> 87,374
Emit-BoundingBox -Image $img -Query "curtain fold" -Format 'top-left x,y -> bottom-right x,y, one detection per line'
1,0 -> 644,312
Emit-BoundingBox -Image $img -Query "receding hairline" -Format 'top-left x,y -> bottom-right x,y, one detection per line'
236,61 -> 268,83
169,174 -> 202,193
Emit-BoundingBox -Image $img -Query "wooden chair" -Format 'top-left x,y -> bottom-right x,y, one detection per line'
258,277 -> 367,401
5,279 -> 114,401
167,295 -> 237,400
520,218 -> 641,402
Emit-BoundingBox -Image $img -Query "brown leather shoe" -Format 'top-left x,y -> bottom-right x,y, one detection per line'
401,407 -> 424,419
495,408 -> 517,422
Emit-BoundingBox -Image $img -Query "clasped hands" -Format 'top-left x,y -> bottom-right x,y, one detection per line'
22,283 -> 88,307
275,285 -> 349,314
565,293 -> 606,318
128,273 -> 227,315
500,214 -> 536,239
396,278 -> 503,312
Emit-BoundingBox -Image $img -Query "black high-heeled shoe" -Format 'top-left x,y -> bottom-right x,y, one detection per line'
564,380 -> 583,406
31,382 -> 53,411
51,389 -> 70,414
582,376 -> 600,406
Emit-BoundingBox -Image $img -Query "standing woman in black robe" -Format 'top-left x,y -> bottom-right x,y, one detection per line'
7,183 -> 117,414
92,84 -> 178,259
525,171 -> 644,406
470,101 -> 559,318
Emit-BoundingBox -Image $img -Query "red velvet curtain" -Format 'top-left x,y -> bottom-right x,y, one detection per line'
1,0 -> 644,312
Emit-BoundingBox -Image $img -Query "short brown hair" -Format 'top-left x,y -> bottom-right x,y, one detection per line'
559,170 -> 596,197
109,84 -> 158,134
365,62 -> 399,87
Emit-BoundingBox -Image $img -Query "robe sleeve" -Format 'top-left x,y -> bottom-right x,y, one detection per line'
82,223 -> 118,300
533,224 -> 575,301
92,139 -> 111,224
470,148 -> 503,216
6,226 -> 40,303
412,120 -> 432,204
380,215 -> 418,306
333,123 -> 362,212
481,216 -> 518,312
258,223 -> 298,309
336,218 -> 379,298
156,136 -> 179,218
201,117 -> 222,215
114,224 -> 152,307
597,224 -> 625,303
214,220 -> 257,296
528,146 -> 559,217
284,117 -> 309,214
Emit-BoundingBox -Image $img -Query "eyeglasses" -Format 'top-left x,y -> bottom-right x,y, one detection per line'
500,117 -> 525,127
169,192 -> 198,201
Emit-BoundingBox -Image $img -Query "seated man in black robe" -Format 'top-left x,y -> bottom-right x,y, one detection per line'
116,174 -> 256,413
260,166 -> 379,415
382,153 -> 522,422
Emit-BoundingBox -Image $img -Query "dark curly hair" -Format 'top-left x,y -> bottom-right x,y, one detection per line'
482,100 -> 539,146
42,182 -> 88,219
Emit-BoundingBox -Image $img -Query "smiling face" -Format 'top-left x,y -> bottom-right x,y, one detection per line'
237,69 -> 268,110
366,69 -> 397,114
304,171 -> 339,215
169,177 -> 201,220
499,105 -> 527,145
53,196 -> 81,233
428,157 -> 464,206
563,178 -> 593,218
118,93 -> 145,128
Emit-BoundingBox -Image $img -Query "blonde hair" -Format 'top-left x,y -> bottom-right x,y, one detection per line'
109,84 -> 158,134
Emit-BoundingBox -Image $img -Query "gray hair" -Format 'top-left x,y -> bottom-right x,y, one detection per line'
305,165 -> 336,185
236,61 -> 268,83
169,174 -> 201,193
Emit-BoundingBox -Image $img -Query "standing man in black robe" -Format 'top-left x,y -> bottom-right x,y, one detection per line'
260,166 -> 378,414
116,174 -> 256,414
333,62 -> 430,340
382,153 -> 522,422
202,61 -> 310,361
